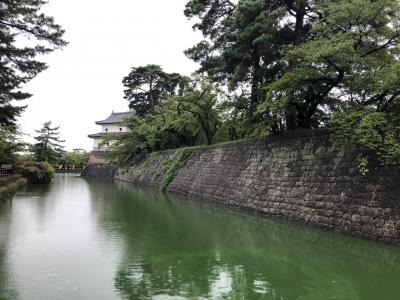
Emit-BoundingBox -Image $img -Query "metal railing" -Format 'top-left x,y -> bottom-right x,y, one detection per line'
0,168 -> 13,177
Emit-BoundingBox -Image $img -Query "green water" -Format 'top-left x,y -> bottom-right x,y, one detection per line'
0,175 -> 399,300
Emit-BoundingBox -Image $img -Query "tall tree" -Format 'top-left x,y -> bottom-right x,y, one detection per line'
122,65 -> 189,117
0,0 -> 67,125
109,77 -> 222,164
156,96 -> 201,148
263,0 -> 400,130
174,78 -> 220,145
185,0 -> 292,135
184,0 -> 334,132
275,0 -> 317,129
184,0 -> 236,39
33,121 -> 65,163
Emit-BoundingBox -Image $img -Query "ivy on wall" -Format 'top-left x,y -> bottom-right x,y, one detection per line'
160,149 -> 194,192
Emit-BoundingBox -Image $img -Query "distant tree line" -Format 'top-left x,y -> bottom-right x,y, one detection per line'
110,0 -> 400,172
29,122 -> 89,170
1,120 -> 89,170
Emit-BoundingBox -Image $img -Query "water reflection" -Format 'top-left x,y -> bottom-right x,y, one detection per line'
0,175 -> 398,300
0,200 -> 19,300
87,180 -> 400,300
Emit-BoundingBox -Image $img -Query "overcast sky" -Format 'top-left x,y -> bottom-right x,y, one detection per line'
19,0 -> 202,151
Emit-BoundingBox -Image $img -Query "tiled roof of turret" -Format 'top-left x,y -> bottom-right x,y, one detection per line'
95,111 -> 134,125
88,133 -> 107,139
88,132 -> 125,139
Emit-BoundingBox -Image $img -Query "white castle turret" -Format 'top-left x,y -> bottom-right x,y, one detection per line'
88,111 -> 134,151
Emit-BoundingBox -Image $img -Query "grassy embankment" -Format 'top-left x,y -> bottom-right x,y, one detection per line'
0,174 -> 28,201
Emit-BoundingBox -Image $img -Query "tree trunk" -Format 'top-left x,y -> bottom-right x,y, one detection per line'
285,107 -> 298,130
297,114 -> 312,129
149,78 -> 154,114
205,131 -> 213,145
249,53 -> 262,118
292,1 -> 306,47
285,0 -> 307,130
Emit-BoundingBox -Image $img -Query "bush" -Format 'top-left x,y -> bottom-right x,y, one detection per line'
0,174 -> 20,186
0,177 -> 28,197
16,161 -> 55,184
6,178 -> 28,191
329,108 -> 400,174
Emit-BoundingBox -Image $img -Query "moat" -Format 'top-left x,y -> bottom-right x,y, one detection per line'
0,175 -> 399,299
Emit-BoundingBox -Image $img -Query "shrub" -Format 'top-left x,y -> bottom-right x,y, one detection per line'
16,162 -> 55,184
330,108 -> 400,175
0,174 -> 21,186
6,178 -> 28,191
0,176 -> 27,197
0,174 -> 24,188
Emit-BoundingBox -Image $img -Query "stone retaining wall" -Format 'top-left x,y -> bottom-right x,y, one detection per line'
115,130 -> 400,244
81,164 -> 116,179
81,151 -> 116,179
115,151 -> 179,188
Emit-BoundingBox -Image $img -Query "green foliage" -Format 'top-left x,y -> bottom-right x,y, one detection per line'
184,0 -> 235,39
186,0 -> 400,147
329,107 -> 400,173
123,65 -> 190,117
160,148 -> 193,192
173,77 -> 220,145
0,126 -> 25,165
16,161 -> 55,184
110,0 -> 400,169
263,0 -> 400,130
0,0 -> 67,125
16,153 -> 35,164
32,121 -> 65,164
105,115 -> 165,166
0,175 -> 28,196
40,161 -> 56,175
108,77 -> 221,165
185,0 -> 291,136
6,178 -> 28,191
0,174 -> 24,188
59,152 -> 90,169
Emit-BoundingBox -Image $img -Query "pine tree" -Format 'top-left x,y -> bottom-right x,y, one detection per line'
184,0 -> 292,134
33,121 -> 65,163
0,0 -> 67,125
263,0 -> 400,129
122,65 -> 189,117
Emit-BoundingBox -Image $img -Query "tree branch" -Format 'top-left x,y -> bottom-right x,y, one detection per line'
361,35 -> 400,58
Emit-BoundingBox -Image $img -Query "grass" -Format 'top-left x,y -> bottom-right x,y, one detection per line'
0,174 -> 22,187
0,176 -> 28,198
160,148 -> 194,192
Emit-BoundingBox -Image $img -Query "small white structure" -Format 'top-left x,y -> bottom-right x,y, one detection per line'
88,111 -> 134,151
